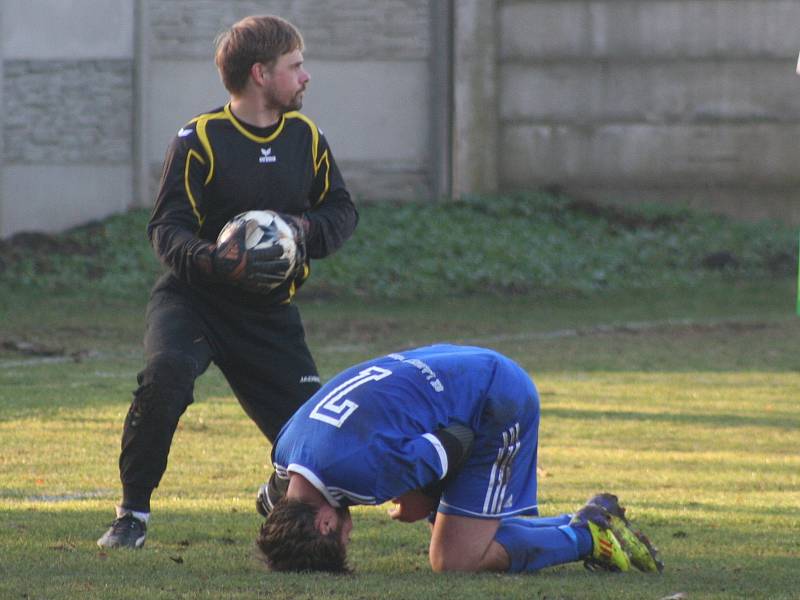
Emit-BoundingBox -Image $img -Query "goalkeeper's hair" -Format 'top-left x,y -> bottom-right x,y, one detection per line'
256,498 -> 349,573
215,15 -> 304,94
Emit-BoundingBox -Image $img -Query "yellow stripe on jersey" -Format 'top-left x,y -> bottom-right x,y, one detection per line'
184,149 -> 206,228
195,119 -> 215,185
285,112 -> 329,204
223,103 -> 286,143
315,149 -> 330,205
284,112 -> 319,170
186,107 -> 227,186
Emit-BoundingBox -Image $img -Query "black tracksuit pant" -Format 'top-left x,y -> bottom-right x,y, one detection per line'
118,276 -> 320,512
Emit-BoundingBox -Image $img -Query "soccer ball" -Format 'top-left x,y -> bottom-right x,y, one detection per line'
216,210 -> 299,284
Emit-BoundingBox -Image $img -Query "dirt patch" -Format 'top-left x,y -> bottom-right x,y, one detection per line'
1,338 -> 65,356
571,319 -> 776,340
0,223 -> 104,274
564,197 -> 689,230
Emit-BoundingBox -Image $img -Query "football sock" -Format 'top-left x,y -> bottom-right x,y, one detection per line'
507,514 -> 573,528
116,505 -> 150,524
494,515 -> 592,573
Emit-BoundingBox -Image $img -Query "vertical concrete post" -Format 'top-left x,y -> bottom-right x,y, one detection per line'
132,0 -> 150,207
452,0 -> 498,198
430,0 -> 453,200
0,3 -> 5,235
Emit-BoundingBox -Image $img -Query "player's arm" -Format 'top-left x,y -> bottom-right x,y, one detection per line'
389,489 -> 439,523
147,132 -> 216,284
418,423 -> 475,499
302,134 -> 358,259
385,423 -> 475,522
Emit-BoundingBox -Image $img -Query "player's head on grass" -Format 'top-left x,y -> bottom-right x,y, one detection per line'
214,14 -> 305,95
257,498 -> 351,573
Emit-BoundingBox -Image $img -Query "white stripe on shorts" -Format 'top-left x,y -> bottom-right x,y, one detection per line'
494,429 -> 520,512
490,424 -> 519,513
482,422 -> 521,514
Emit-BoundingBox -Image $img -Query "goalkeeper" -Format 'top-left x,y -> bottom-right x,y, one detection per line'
97,15 -> 357,549
257,344 -> 663,575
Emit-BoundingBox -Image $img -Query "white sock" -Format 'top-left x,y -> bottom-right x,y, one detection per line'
116,505 -> 150,524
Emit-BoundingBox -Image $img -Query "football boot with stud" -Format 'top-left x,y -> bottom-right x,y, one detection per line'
579,493 -> 663,573
97,510 -> 147,549
570,503 -> 631,572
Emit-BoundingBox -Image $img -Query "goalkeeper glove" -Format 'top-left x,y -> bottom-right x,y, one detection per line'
209,219 -> 293,292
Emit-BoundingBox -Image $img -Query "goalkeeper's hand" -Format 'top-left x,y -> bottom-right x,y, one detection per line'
279,212 -> 308,271
209,219 -> 293,292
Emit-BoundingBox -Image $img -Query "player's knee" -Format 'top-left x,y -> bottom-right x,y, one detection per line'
139,351 -> 198,390
128,352 -> 198,424
429,547 -> 447,573
429,544 -> 478,573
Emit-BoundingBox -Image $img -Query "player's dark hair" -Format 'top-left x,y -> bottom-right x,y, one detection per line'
256,498 -> 349,573
215,15 -> 304,94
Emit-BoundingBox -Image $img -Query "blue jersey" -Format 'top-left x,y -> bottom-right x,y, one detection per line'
272,344 -> 541,518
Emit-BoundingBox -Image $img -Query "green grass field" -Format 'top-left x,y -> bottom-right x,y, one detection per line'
1,198 -> 797,597
1,279 -> 798,599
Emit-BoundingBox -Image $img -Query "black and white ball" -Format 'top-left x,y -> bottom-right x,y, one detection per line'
216,210 -> 299,281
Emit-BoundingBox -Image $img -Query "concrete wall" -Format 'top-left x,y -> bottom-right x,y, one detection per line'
2,0 -> 800,237
1,0 -> 134,237
497,0 -> 800,222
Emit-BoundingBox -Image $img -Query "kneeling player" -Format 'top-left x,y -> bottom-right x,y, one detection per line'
255,344 -> 662,574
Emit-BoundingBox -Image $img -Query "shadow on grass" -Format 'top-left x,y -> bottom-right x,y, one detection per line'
544,407 -> 800,430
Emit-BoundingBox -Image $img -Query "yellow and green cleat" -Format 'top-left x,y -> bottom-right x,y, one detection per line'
583,520 -> 631,572
578,493 -> 664,573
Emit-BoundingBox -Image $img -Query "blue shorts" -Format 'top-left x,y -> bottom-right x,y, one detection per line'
437,366 -> 540,519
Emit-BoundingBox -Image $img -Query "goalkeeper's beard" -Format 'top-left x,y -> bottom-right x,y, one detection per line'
266,86 -> 305,113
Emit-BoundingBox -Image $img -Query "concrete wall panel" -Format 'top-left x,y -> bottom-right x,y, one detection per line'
147,60 -> 227,162
150,0 -> 430,60
4,60 -> 133,164
502,122 -> 800,186
501,1 -> 591,59
2,165 -> 132,236
301,60 -> 430,164
501,0 -> 800,60
498,0 -> 800,221
501,60 -> 800,123
339,159 -> 429,200
2,0 -> 134,59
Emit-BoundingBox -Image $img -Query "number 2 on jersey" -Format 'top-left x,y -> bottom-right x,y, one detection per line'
309,366 -> 392,427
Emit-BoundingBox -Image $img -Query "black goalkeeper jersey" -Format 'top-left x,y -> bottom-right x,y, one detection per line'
147,103 -> 357,309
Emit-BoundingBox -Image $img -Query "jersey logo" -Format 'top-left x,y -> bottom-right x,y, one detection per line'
309,366 -> 392,428
259,147 -> 277,164
177,127 -> 193,137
